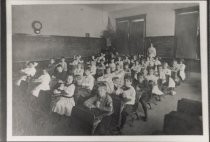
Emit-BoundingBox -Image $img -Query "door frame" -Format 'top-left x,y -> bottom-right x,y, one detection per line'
116,14 -> 146,55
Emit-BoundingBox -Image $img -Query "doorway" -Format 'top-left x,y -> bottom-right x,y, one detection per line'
115,14 -> 146,55
175,6 -> 200,59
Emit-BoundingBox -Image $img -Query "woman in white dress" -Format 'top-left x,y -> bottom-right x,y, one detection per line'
147,43 -> 156,58
52,75 -> 75,116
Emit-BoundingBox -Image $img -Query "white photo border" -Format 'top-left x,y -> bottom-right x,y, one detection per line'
6,0 -> 209,141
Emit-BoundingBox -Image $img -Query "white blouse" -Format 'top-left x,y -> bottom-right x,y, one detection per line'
21,67 -> 36,77
63,84 -> 75,97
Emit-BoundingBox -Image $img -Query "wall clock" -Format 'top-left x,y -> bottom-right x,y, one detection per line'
32,21 -> 42,34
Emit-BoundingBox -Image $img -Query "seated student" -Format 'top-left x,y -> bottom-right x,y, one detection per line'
51,75 -> 75,117
70,57 -> 79,66
96,59 -> 106,73
130,57 -> 135,68
51,65 -> 67,88
162,62 -> 176,95
171,59 -> 181,85
138,54 -> 143,60
179,59 -> 186,81
154,57 -> 161,66
147,57 -> 155,68
109,58 -> 116,72
70,55 -> 84,66
131,60 -> 142,73
154,57 -> 161,72
90,60 -> 97,76
146,68 -> 164,99
114,63 -> 125,86
84,84 -> 113,134
140,58 -> 147,70
111,77 -> 123,95
133,55 -> 138,61
59,57 -> 68,72
116,56 -> 124,69
97,67 -> 114,94
77,55 -> 84,64
134,72 -> 150,121
97,53 -> 106,63
157,65 -> 166,87
145,57 -> 150,67
114,51 -> 119,59
47,58 -> 57,75
124,63 -> 131,76
81,67 -> 95,91
16,62 -> 38,86
110,52 -> 116,59
73,63 -> 84,77
91,55 -> 97,62
131,60 -> 142,79
31,69 -> 51,97
142,68 -> 148,78
120,76 -> 136,129
123,56 -> 130,65
52,65 -> 67,81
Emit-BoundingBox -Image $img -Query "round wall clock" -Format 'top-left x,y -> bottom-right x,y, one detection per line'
32,21 -> 42,34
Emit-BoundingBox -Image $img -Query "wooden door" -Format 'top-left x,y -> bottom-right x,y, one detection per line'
116,20 -> 129,55
115,15 -> 146,56
129,18 -> 145,55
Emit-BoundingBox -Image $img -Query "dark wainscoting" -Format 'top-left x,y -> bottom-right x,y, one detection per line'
12,33 -> 106,62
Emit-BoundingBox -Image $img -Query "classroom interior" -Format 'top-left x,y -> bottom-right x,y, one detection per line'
12,3 -> 202,136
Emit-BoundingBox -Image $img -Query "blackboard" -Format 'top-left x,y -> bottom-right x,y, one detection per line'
145,36 -> 175,58
12,34 -> 106,62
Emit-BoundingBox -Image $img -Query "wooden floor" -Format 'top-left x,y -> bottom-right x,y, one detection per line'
121,72 -> 201,135
12,72 -> 202,136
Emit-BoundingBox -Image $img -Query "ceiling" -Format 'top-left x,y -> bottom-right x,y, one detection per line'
86,4 -> 148,12
86,3 -> 199,12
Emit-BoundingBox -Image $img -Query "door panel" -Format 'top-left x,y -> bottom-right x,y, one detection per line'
116,21 -> 129,55
129,19 -> 145,55
115,15 -> 146,56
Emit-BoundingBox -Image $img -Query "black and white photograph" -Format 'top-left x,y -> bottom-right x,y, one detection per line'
6,0 -> 208,141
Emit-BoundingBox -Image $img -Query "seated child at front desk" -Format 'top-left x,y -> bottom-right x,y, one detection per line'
133,72 -> 150,121
97,67 -> 114,94
51,75 -> 75,117
75,67 -> 95,104
84,83 -> 113,134
120,76 -> 136,129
